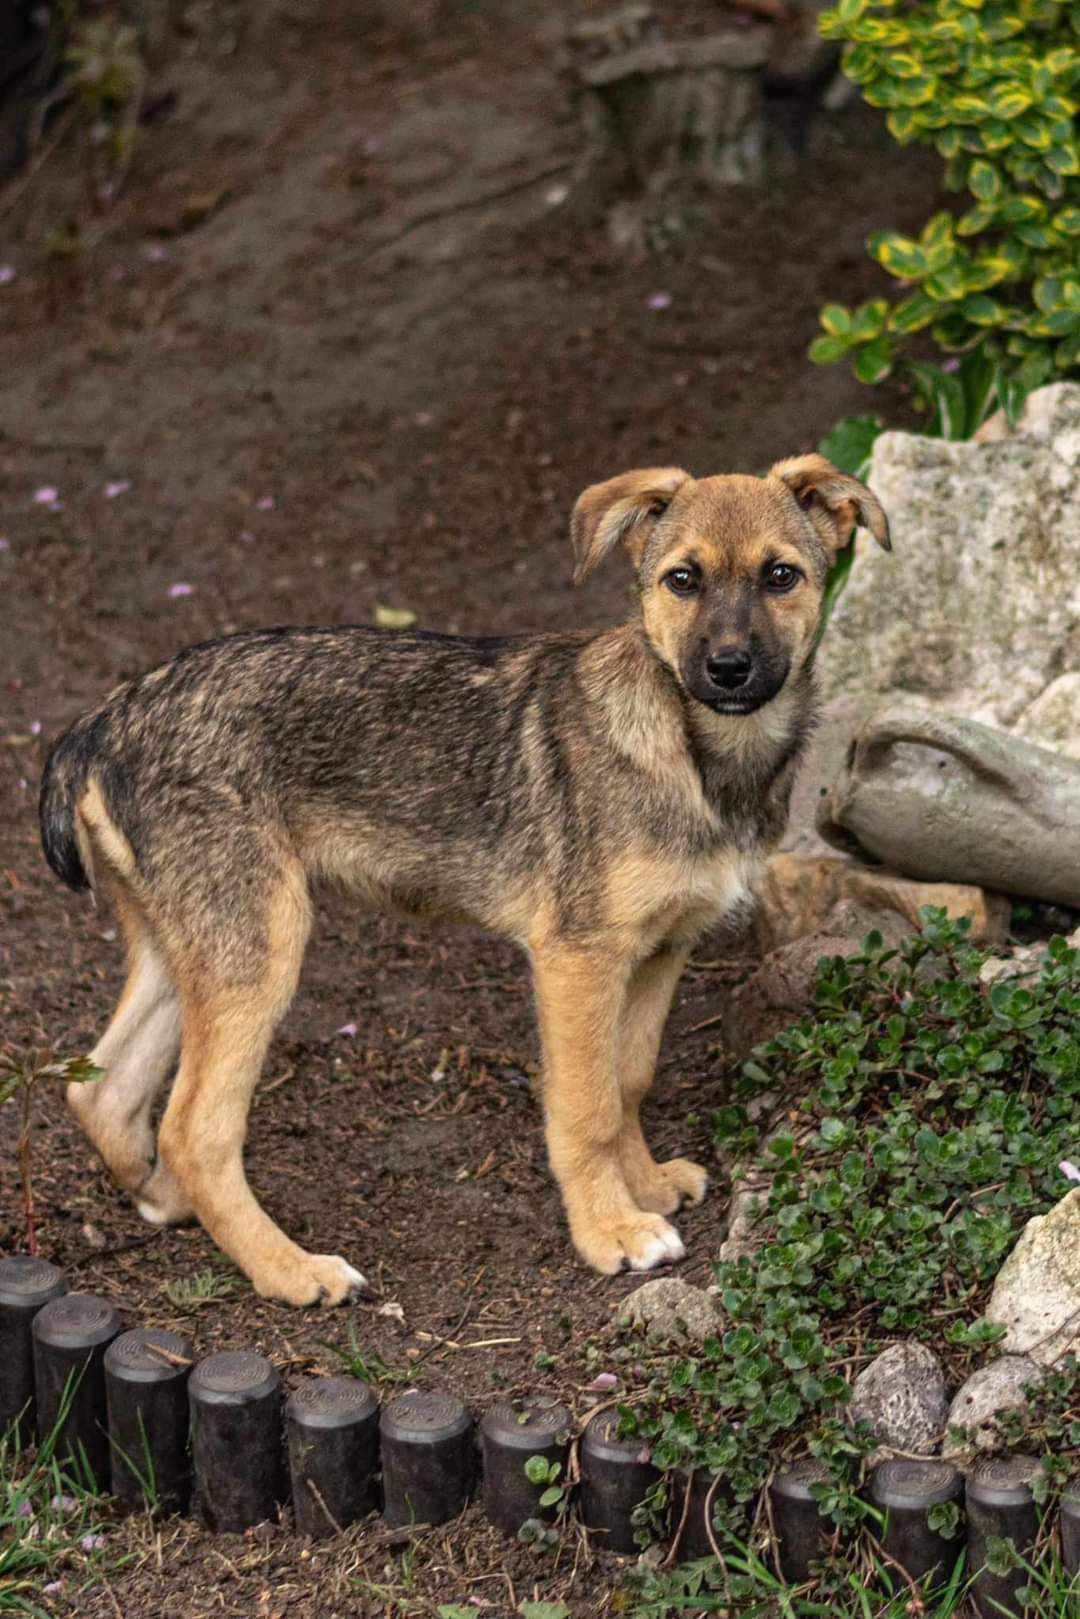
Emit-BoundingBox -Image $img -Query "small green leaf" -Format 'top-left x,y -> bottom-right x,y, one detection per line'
1046,145 -> 1080,175
818,414 -> 883,478
968,160 -> 1001,202
853,337 -> 893,384
957,204 -> 996,237
850,299 -> 889,342
867,230 -> 928,279
890,290 -> 939,334
962,294 -> 1005,326
886,106 -> 919,141
928,1499 -> 963,1540
809,334 -> 851,365
820,304 -> 853,337
988,86 -> 1033,119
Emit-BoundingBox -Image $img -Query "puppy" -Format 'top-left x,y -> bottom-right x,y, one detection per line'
40,454 -> 888,1304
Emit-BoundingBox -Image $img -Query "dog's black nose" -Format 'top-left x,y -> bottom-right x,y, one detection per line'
705,649 -> 753,690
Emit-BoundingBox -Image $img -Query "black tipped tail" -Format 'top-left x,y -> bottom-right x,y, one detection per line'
39,723 -> 97,892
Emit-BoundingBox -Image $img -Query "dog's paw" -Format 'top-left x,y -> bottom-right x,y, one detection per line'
629,1157 -> 708,1216
575,1212 -> 685,1275
253,1254 -> 368,1308
136,1163 -> 195,1227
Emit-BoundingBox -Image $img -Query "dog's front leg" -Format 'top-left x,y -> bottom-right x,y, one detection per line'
531,945 -> 685,1273
617,946 -> 708,1216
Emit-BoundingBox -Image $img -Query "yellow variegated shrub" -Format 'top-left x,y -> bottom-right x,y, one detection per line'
811,0 -> 1080,391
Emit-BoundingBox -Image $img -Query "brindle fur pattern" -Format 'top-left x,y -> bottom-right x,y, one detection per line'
40,454 -> 889,1304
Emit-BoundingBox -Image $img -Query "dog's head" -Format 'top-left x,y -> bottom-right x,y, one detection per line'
570,455 -> 890,716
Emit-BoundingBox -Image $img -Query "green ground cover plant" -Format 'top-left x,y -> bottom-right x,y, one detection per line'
614,913 -> 1080,1616
810,0 -> 1080,391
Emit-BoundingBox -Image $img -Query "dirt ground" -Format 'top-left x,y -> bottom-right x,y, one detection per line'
0,4 -> 944,1613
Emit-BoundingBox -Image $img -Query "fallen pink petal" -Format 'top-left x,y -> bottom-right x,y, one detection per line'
30,720 -> 42,736
256,496 -> 275,510
0,537 -> 10,551
1060,1159 -> 1080,1182
0,266 -> 15,285
586,1371 -> 619,1391
50,1493 -> 78,1514
337,1022 -> 358,1037
33,486 -> 59,505
646,292 -> 672,310
167,582 -> 194,598
80,1532 -> 106,1551
104,480 -> 131,499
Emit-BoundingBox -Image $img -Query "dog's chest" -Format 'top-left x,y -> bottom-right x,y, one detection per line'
608,846 -> 762,950
679,847 -> 761,932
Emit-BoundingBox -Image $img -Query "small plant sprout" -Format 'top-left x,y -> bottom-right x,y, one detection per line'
0,1052 -> 101,1254
163,1269 -> 239,1311
517,1456 -> 569,1550
326,1322 -> 410,1388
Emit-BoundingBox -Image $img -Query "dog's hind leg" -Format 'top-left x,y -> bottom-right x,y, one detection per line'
138,852 -> 365,1307
532,944 -> 685,1274
69,886 -> 182,1200
616,946 -> 708,1216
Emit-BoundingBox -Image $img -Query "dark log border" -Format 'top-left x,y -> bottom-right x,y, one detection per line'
4,1258 -> 1079,1596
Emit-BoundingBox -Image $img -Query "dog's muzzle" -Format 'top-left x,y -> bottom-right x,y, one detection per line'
682,644 -> 789,715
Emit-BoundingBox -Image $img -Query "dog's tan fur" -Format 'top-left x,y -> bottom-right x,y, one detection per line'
41,455 -> 889,1305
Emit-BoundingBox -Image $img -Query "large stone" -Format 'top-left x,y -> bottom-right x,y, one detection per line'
618,1277 -> 721,1345
756,852 -> 1009,952
817,383 -> 1080,732
817,701 -> 1080,906
849,1342 -> 948,1457
984,1189 -> 1080,1366
943,1356 -> 1045,1461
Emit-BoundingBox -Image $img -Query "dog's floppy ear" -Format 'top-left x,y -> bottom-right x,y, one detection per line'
570,467 -> 693,584
769,453 -> 891,555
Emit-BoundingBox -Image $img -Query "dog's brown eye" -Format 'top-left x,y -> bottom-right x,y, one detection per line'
765,563 -> 800,591
665,567 -> 699,596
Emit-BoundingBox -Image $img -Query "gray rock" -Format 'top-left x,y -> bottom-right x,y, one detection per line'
943,1356 -> 1045,1460
978,944 -> 1045,989
849,1342 -> 947,1456
618,1277 -> 720,1344
984,1189 -> 1080,1366
817,384 -> 1080,731
817,701 -> 1080,907
1014,673 -> 1080,761
718,1180 -> 771,1263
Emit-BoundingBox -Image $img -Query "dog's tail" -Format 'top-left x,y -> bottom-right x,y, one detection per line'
39,713 -> 109,893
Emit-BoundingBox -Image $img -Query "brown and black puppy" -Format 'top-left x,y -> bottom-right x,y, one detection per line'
39,454 -> 888,1305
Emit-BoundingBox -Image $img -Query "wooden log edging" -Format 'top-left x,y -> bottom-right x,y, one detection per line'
3,1257 -> 1079,1594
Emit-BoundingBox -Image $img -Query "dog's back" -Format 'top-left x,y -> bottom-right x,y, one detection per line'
40,624 -> 646,941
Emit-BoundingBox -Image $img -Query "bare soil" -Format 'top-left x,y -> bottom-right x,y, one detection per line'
0,4 -> 943,1612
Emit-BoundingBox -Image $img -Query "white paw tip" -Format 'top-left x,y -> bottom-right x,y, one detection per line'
660,1227 -> 686,1261
136,1199 -> 170,1227
630,1226 -> 685,1270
